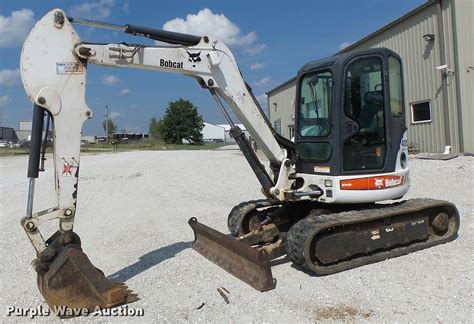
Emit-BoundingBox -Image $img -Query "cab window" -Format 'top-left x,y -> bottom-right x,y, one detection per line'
298,71 -> 333,137
388,56 -> 404,118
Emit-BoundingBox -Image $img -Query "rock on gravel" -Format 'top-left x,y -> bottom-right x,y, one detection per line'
0,150 -> 472,322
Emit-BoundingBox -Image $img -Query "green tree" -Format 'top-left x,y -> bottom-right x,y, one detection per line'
102,118 -> 117,135
160,99 -> 204,144
149,116 -> 163,142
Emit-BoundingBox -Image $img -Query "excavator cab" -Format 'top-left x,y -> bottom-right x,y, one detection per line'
295,48 -> 406,178
191,48 -> 458,291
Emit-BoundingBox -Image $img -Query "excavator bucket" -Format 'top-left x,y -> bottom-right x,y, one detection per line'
188,217 -> 276,292
36,245 -> 137,316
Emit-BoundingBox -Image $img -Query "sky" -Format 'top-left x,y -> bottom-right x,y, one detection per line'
0,0 -> 426,136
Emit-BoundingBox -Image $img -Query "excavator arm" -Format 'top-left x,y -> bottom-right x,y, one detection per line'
20,9 -> 299,313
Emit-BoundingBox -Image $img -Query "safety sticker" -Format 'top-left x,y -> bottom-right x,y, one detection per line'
56,62 -> 84,75
61,157 -> 78,177
314,165 -> 330,174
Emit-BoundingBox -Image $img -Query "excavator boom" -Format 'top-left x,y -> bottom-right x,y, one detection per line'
20,8 -> 293,313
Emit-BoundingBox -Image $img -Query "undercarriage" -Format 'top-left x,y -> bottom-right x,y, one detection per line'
190,198 -> 460,291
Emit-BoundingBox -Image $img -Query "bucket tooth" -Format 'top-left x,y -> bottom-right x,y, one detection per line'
37,245 -> 137,316
189,217 -> 276,292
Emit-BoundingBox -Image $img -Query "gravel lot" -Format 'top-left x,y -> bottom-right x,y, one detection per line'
0,149 -> 472,322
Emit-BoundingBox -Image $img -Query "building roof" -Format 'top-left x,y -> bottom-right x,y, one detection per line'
337,0 -> 435,54
203,121 -> 225,129
217,123 -> 246,131
265,76 -> 297,96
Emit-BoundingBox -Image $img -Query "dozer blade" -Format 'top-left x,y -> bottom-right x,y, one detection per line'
37,245 -> 137,316
188,217 -> 276,292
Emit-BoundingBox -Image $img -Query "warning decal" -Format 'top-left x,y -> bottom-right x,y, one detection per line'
56,62 -> 84,75
61,157 -> 78,177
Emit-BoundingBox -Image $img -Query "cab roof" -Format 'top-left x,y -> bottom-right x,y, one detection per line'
298,47 -> 397,75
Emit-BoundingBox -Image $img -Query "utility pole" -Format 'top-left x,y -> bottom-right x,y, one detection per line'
105,105 -> 109,144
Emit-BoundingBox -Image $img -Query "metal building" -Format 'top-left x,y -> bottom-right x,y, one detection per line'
14,120 -> 53,141
217,123 -> 250,144
267,0 -> 473,153
0,127 -> 18,141
202,122 -> 225,142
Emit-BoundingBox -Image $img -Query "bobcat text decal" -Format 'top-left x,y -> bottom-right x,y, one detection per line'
160,59 -> 183,69
340,174 -> 406,190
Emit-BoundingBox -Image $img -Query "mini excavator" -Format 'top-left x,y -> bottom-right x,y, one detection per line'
19,9 -> 459,315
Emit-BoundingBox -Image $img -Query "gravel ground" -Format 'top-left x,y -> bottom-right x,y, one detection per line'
0,149 -> 472,322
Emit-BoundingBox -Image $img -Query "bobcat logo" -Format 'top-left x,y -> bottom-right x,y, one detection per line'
374,178 -> 384,188
187,51 -> 201,67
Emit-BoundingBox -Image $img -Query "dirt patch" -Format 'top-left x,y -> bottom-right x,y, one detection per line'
314,305 -> 373,320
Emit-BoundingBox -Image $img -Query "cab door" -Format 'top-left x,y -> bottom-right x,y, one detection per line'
341,55 -> 388,173
295,70 -> 335,174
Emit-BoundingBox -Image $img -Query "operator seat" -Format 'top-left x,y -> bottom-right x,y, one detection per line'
358,90 -> 383,129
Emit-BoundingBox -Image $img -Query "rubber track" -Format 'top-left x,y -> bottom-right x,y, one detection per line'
286,198 -> 460,275
227,199 -> 279,237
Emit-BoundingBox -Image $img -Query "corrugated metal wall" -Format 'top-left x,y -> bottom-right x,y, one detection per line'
346,0 -> 461,153
441,0 -> 461,152
452,0 -> 474,153
268,0 -> 472,153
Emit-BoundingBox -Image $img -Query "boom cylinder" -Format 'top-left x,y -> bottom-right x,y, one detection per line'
124,24 -> 201,45
230,126 -> 274,193
67,16 -> 201,46
27,104 -> 46,178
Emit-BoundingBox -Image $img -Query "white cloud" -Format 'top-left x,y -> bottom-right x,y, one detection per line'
339,42 -> 351,51
0,95 -> 11,108
103,74 -> 119,85
0,9 -> 35,48
244,44 -> 266,55
163,8 -> 265,55
70,0 -> 115,20
109,111 -> 122,119
119,88 -> 130,96
121,3 -> 129,13
252,76 -> 272,87
0,68 -> 20,86
249,63 -> 264,71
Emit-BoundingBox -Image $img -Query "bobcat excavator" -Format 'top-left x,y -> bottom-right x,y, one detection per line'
20,9 -> 460,314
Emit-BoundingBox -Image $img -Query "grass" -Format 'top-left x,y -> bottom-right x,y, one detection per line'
82,140 -> 224,152
0,148 -> 31,156
0,140 -> 225,156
